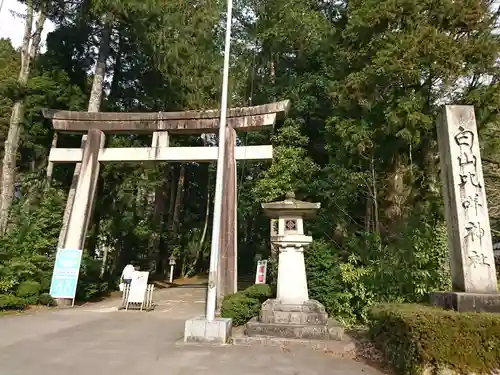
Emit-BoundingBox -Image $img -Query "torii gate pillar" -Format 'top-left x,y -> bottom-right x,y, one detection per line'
219,126 -> 237,300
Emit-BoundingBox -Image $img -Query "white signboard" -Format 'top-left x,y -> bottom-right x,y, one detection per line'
127,271 -> 149,304
255,260 -> 268,284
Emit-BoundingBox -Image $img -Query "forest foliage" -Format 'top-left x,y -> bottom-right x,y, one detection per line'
0,0 -> 500,319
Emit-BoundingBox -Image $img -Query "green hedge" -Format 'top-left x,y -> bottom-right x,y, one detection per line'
0,294 -> 28,310
16,280 -> 42,298
242,284 -> 272,301
0,293 -> 56,310
38,293 -> 56,306
368,303 -> 500,375
221,284 -> 272,326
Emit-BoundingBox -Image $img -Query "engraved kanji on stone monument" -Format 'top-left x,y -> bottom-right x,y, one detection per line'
437,105 -> 498,293
468,250 -> 490,268
464,221 -> 485,243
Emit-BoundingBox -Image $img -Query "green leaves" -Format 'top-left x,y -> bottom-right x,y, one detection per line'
253,121 -> 319,202
306,219 -> 450,325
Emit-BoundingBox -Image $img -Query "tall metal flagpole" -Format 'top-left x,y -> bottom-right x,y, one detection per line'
206,0 -> 234,322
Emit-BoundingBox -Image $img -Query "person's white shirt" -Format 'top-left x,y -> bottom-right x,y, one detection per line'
121,264 -> 135,280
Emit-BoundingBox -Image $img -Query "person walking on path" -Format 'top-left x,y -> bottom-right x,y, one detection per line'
120,262 -> 135,294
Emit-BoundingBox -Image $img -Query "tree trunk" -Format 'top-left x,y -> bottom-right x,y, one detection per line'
150,166 -> 169,274
57,21 -> 111,248
95,27 -> 123,277
365,195 -> 372,233
45,132 -> 58,187
87,23 -> 111,112
158,166 -> 177,274
164,165 -> 185,275
194,177 -> 211,272
87,175 -> 105,257
172,165 -> 186,234
371,156 -> 381,243
108,28 -> 123,108
100,241 -> 109,278
166,166 -> 177,231
0,1 -> 46,235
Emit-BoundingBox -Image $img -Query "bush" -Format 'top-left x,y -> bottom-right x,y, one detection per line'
0,294 -> 28,310
221,294 -> 261,326
242,284 -> 272,301
38,293 -> 56,306
0,255 -> 54,296
16,280 -> 41,298
368,303 -> 500,375
24,295 -> 39,305
305,239 -> 375,325
40,277 -> 51,292
0,188 -> 111,304
76,256 -> 111,301
304,219 -> 450,326
221,284 -> 273,326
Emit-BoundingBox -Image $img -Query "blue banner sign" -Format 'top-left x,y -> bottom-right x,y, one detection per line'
49,248 -> 83,299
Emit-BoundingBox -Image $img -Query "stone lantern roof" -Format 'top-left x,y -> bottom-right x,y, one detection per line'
261,192 -> 320,219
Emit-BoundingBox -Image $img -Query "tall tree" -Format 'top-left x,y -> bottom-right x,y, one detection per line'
56,18 -> 112,248
0,0 -> 47,234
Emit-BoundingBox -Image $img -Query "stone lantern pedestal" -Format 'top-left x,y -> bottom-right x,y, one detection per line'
245,192 -> 344,341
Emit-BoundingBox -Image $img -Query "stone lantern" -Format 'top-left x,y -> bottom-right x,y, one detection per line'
245,192 -> 344,341
264,191 -> 319,304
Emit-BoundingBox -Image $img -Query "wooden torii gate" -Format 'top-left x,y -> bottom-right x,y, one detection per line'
43,100 -> 290,300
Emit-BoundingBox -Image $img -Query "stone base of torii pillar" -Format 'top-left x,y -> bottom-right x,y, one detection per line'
245,193 -> 344,342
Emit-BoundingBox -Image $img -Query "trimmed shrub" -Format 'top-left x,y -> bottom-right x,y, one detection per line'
242,284 -> 272,301
38,293 -> 56,306
221,283 -> 273,326
16,280 -> 41,299
221,294 -> 261,326
368,303 -> 500,375
0,294 -> 28,310
24,295 -> 39,305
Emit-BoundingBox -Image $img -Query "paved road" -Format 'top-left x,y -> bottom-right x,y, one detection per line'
0,287 -> 385,375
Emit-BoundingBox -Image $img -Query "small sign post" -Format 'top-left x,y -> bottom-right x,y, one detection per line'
169,255 -> 176,283
49,248 -> 84,306
254,259 -> 268,284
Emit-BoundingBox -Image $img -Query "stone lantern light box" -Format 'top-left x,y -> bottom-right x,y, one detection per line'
245,192 -> 345,341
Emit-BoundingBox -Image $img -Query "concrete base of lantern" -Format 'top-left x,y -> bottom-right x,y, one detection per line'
245,299 -> 344,341
431,291 -> 500,313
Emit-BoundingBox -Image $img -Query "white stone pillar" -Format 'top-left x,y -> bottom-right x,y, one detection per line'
276,245 -> 309,304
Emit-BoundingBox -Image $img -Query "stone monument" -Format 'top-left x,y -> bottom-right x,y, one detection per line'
432,105 -> 500,312
245,192 -> 344,340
